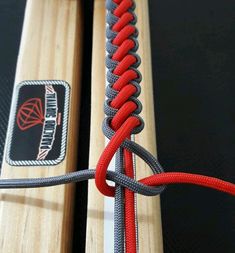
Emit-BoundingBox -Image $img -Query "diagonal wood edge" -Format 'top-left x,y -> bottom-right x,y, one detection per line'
135,0 -> 163,252
0,1 -> 83,252
86,1 -> 106,252
86,0 -> 163,252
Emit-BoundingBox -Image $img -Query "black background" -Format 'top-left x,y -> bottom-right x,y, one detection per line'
0,0 -> 235,252
149,0 -> 235,252
0,0 -> 26,168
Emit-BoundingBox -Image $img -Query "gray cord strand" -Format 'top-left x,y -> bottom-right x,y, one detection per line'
105,1 -> 141,250
0,169 -> 163,196
114,148 -> 125,253
105,1 -> 165,251
102,118 -> 166,195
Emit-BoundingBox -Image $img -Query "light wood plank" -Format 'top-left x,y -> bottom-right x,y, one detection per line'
86,0 -> 163,252
135,0 -> 163,252
0,0 -> 83,252
86,1 -> 106,252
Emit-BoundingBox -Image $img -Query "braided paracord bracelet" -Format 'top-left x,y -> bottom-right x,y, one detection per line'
95,0 -> 235,252
95,0 -> 165,251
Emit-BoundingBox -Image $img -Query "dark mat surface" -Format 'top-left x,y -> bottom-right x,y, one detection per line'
149,0 -> 235,252
0,0 -> 26,169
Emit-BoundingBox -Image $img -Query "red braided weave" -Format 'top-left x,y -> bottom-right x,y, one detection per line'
95,0 -> 139,251
95,0 -> 235,252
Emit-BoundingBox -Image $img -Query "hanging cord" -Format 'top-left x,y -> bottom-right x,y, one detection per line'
105,0 -> 144,251
95,0 -> 235,252
100,0 -> 149,251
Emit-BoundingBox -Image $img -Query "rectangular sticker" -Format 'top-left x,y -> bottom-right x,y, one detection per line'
6,80 -> 70,166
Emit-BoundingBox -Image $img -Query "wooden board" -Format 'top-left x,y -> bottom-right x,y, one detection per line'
86,0 -> 163,252
86,1 -> 106,251
0,0 -> 83,252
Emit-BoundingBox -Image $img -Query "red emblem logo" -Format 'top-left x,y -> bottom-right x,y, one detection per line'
16,98 -> 44,131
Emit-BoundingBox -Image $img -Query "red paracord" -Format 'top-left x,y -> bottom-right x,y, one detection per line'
97,118 -> 235,196
96,0 -> 139,251
95,0 -> 235,253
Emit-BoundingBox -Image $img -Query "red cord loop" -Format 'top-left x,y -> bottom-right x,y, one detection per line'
113,55 -> 137,75
113,25 -> 136,46
112,39 -> 135,61
112,12 -> 134,32
96,116 -> 140,197
113,70 -> 138,90
111,101 -> 138,130
111,84 -> 137,109
113,0 -> 133,17
96,0 -> 141,199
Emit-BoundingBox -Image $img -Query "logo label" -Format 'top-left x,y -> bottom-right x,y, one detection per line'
6,80 -> 70,166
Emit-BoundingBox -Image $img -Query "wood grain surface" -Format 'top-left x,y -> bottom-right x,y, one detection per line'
135,0 -> 163,251
86,1 -> 106,252
86,0 -> 163,252
0,0 -> 83,252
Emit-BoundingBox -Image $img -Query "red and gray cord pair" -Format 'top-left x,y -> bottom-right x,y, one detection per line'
95,0 -> 235,252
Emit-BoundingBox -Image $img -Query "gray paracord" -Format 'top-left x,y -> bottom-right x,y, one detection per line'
0,169 -> 163,196
114,148 -> 125,253
105,0 -> 165,252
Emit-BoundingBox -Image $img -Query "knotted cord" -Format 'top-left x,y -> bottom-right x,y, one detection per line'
95,0 -> 235,252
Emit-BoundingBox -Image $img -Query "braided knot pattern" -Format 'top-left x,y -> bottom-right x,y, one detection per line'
94,1 -> 235,252
95,0 -> 165,198
105,0 -> 143,135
